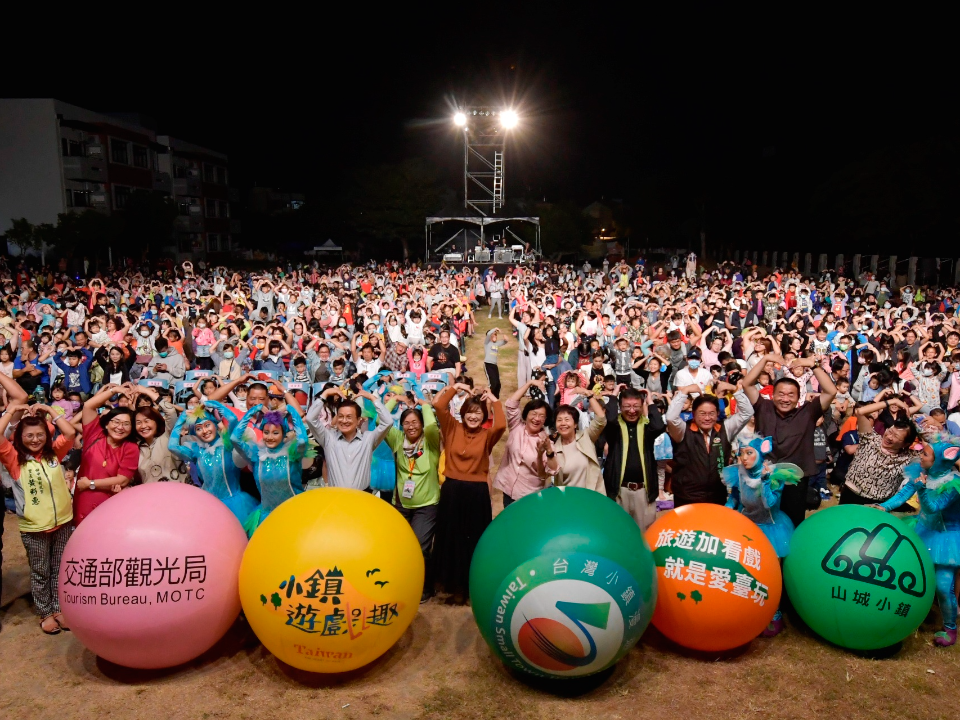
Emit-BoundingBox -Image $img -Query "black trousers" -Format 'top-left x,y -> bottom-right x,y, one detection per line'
839,484 -> 914,513
839,485 -> 874,506
397,503 -> 438,592
484,362 -> 501,398
780,476 -> 810,528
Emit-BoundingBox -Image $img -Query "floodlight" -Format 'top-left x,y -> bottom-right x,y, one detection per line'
501,110 -> 518,129
454,112 -> 466,126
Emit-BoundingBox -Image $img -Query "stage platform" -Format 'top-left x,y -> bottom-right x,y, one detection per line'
423,261 -> 540,273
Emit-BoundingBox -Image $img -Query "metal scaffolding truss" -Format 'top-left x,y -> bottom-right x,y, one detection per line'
460,107 -> 509,216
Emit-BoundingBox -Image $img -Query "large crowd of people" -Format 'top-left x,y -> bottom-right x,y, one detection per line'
1,252 -> 959,646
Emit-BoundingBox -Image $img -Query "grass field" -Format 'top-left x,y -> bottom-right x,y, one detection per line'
1,311 -> 958,720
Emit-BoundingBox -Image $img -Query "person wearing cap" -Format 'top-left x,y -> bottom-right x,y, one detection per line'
673,348 -> 713,393
383,339 -> 410,373
666,381 -> 754,507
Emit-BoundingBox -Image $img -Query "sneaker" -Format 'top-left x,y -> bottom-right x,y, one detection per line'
819,488 -> 832,500
761,617 -> 785,638
934,627 -> 957,647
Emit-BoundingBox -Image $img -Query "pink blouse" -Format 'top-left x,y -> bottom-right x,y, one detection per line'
493,398 -> 550,501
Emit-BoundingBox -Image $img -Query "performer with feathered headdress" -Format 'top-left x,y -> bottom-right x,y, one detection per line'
230,402 -> 312,531
878,430 -> 960,646
722,435 -> 803,637
169,399 -> 258,533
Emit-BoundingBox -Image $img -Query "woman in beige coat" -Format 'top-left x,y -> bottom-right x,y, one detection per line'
542,390 -> 607,493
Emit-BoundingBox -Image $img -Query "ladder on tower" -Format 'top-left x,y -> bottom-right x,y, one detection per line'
493,151 -> 503,210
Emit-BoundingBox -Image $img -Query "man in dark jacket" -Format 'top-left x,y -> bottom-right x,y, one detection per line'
601,387 -> 665,530
665,383 -> 755,506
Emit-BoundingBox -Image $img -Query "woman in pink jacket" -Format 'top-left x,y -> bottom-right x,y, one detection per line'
493,378 -> 553,506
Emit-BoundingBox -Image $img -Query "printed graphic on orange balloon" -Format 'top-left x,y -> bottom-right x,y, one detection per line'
258,565 -> 406,659
644,505 -> 781,651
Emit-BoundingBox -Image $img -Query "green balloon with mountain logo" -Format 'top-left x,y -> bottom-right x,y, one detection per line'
784,505 -> 936,650
470,487 -> 657,678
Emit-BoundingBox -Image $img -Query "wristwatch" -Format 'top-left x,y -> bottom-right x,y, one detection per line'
89,481 -> 96,491
545,451 -> 556,458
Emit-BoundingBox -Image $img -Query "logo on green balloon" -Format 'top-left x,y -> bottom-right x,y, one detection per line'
488,552 -> 647,678
820,523 -> 928,598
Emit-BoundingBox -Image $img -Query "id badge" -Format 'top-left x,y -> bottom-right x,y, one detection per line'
402,479 -> 415,499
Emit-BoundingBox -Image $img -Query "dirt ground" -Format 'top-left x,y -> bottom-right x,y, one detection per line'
2,313 -> 959,720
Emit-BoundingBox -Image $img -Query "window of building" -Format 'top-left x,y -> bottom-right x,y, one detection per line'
113,185 -> 132,210
110,138 -> 129,165
203,163 -> 214,182
187,164 -> 200,178
219,200 -> 230,218
66,189 -> 91,208
61,139 -> 85,157
173,164 -> 186,179
205,197 -> 217,217
207,233 -> 220,252
132,145 -> 149,169
216,166 -> 227,185
223,234 -> 231,250
189,198 -> 202,215
87,142 -> 103,156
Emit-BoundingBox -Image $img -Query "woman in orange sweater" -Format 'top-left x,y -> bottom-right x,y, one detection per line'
431,382 -> 505,602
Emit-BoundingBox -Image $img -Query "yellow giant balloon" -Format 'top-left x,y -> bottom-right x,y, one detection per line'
239,488 -> 424,672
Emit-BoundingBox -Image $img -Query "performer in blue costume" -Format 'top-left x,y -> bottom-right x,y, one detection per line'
879,434 -> 960,646
168,400 -> 258,531
722,435 -> 803,637
231,404 -> 312,531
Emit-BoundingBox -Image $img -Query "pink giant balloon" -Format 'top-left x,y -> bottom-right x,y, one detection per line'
58,482 -> 247,668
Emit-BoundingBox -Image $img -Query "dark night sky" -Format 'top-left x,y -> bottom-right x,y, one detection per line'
24,11 -> 958,253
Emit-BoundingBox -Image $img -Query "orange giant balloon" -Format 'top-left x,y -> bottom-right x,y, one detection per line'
644,504 -> 781,651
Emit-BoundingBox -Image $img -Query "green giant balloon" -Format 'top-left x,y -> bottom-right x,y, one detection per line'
469,486 -> 657,678
784,505 -> 935,650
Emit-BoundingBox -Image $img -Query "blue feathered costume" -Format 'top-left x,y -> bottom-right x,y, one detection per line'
722,435 -> 803,637
169,400 -> 258,533
881,434 -> 960,647
231,404 -> 312,532
722,436 -> 803,557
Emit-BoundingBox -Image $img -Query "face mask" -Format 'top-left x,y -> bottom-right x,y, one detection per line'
687,360 -> 701,370
922,368 -> 934,377
140,331 -> 150,337
839,344 -> 849,352
224,351 -> 235,359
339,321 -> 347,327
159,351 -> 169,358
198,323 -> 206,329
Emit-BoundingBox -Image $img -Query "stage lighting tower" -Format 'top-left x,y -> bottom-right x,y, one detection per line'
453,107 -> 518,216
